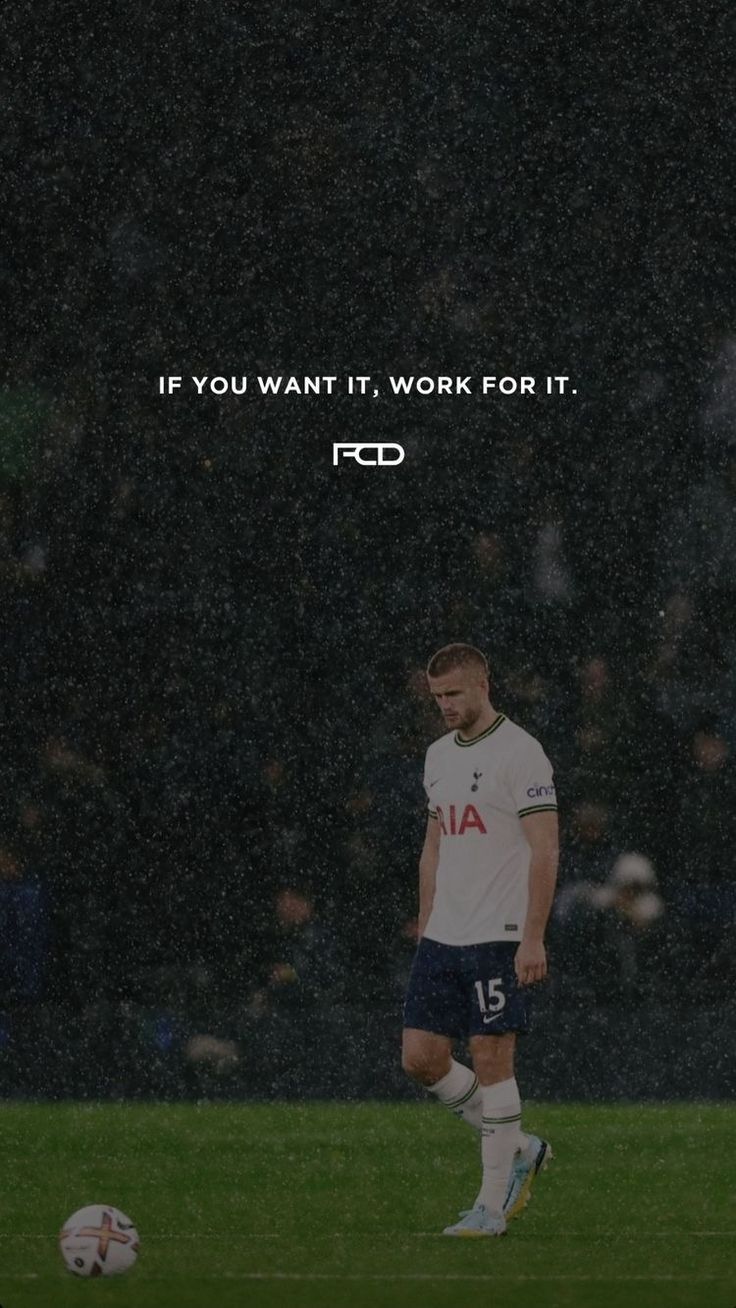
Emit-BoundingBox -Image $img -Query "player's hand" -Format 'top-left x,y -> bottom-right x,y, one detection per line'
515,938 -> 547,986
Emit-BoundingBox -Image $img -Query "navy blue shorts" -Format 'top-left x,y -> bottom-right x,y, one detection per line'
403,937 -> 530,1038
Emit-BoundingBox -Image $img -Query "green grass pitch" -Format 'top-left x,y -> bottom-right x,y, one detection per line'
0,1101 -> 734,1308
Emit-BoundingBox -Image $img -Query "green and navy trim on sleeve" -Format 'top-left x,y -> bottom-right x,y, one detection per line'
517,804 -> 558,818
428,807 -> 438,819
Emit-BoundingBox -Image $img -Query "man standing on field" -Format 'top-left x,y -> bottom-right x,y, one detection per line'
402,643 -> 559,1237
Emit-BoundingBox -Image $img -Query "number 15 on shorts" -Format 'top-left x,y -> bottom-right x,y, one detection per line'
474,978 -> 506,1024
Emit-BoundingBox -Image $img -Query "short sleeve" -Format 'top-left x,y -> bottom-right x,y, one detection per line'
508,738 -> 557,818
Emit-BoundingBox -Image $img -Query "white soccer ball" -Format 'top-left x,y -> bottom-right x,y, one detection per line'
59,1204 -> 140,1277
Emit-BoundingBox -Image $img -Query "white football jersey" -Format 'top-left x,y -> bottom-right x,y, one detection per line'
423,713 -> 556,946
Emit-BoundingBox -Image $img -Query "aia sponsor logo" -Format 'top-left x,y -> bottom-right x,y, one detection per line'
436,803 -> 487,836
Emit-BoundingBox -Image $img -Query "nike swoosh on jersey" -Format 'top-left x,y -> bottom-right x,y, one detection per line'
482,1012 -> 503,1024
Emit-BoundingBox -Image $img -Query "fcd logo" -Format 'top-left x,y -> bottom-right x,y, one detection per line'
333,443 -> 405,467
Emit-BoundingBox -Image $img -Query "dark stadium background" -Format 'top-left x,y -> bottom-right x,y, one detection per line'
1,3 -> 735,1100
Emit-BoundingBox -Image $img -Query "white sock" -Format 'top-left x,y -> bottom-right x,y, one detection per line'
427,1059 -> 482,1131
475,1077 -> 522,1218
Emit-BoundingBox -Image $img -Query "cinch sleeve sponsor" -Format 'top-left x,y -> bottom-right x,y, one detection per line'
508,739 -> 557,818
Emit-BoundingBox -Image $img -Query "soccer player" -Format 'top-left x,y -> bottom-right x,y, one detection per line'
402,643 -> 559,1237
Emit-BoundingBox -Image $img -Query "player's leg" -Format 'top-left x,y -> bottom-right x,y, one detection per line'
442,942 -> 549,1236
401,1027 -> 453,1084
470,1031 -> 523,1220
402,1028 -> 483,1127
469,960 -> 551,1224
442,1032 -> 517,1237
402,938 -> 483,1130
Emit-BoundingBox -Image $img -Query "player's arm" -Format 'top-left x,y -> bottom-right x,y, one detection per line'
417,814 -> 441,937
516,809 -> 559,986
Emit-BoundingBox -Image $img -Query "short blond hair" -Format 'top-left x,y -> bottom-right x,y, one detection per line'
426,643 -> 489,679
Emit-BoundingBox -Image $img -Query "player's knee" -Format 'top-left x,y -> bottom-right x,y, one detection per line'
401,1049 -> 439,1084
401,1038 -> 449,1086
470,1033 -> 515,1084
401,1047 -> 424,1082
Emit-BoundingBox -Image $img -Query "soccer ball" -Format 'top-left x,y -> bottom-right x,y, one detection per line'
59,1204 -> 139,1277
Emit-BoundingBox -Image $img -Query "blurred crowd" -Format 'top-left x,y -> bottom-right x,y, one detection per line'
2,346 -> 736,1048
2,10 -> 735,1090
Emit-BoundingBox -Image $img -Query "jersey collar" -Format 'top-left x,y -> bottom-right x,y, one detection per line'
454,713 -> 506,747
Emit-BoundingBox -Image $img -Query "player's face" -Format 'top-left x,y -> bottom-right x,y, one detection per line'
427,666 -> 487,732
